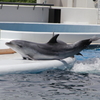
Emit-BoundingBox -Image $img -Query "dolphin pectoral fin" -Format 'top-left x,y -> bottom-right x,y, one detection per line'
90,36 -> 100,42
23,56 -> 32,60
23,57 -> 27,60
76,53 -> 83,56
71,56 -> 74,58
26,54 -> 33,60
28,58 -> 33,60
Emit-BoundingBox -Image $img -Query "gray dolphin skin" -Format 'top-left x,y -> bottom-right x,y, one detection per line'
5,34 -> 100,60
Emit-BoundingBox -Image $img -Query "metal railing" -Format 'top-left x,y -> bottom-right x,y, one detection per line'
0,2 -> 54,9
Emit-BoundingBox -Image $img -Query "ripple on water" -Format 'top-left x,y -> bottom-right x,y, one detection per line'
0,48 -> 100,100
0,70 -> 99,100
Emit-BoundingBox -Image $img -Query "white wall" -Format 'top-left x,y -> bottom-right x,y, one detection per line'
76,0 -> 95,8
1,30 -> 100,44
1,30 -> 54,43
87,0 -> 96,8
37,0 -> 60,6
75,0 -> 87,7
0,5 -> 49,22
61,7 -> 98,24
37,0 -> 96,8
37,0 -> 67,6
0,5 -> 98,24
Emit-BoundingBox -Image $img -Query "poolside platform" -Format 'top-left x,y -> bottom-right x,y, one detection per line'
0,40 -> 15,54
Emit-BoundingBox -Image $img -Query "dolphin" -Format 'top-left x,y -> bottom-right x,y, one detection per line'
5,34 -> 100,60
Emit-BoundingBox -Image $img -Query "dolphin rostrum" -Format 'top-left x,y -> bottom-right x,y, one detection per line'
6,34 -> 100,60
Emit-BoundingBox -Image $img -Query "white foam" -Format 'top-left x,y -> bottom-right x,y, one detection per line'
72,58 -> 100,73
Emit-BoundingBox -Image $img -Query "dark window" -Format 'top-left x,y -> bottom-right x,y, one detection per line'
48,9 -> 61,23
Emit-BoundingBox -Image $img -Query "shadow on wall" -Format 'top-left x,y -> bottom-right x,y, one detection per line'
93,0 -> 98,8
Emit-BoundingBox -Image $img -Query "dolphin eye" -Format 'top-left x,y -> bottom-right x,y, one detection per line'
17,44 -> 23,48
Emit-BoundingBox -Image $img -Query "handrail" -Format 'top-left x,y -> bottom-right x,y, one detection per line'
0,2 -> 54,6
0,2 -> 54,9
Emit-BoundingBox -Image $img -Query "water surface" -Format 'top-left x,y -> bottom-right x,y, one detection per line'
0,48 -> 100,100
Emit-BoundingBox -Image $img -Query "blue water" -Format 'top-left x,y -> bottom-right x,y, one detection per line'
1,48 -> 100,100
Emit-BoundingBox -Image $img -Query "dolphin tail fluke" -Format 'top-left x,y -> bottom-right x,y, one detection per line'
90,36 -> 100,42
76,52 -> 83,56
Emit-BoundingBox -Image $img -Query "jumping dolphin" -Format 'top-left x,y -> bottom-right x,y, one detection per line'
5,34 -> 100,60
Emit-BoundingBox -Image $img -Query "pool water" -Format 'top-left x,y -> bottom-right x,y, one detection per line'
0,48 -> 100,100
73,48 -> 100,73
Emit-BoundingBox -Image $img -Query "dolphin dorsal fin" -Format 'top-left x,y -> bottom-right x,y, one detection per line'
47,34 -> 59,44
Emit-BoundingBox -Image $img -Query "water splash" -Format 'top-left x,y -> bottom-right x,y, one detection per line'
69,48 -> 100,73
72,58 -> 100,73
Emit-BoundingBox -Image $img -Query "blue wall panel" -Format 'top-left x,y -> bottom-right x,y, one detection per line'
0,22 -> 100,33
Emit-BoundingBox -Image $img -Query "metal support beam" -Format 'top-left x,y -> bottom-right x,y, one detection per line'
0,4 -> 3,9
0,2 -> 54,7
